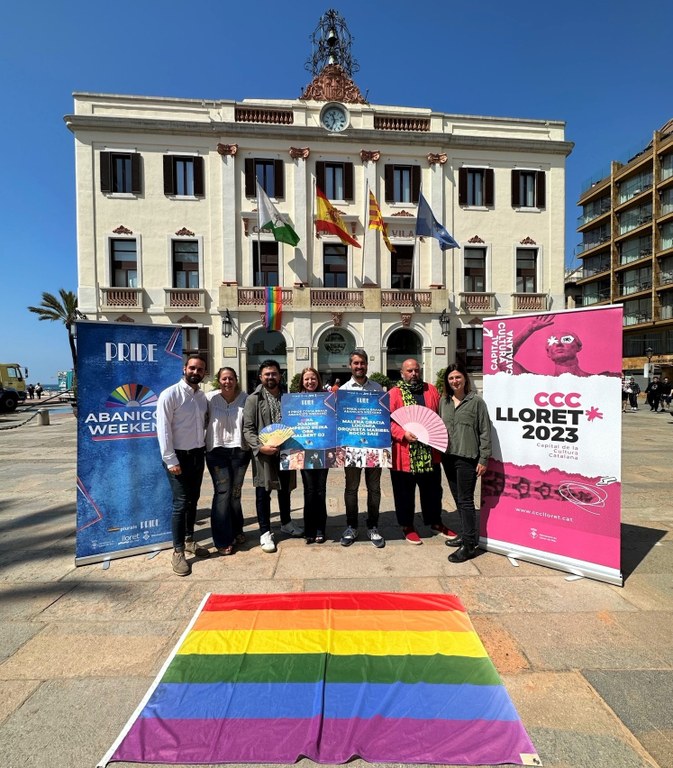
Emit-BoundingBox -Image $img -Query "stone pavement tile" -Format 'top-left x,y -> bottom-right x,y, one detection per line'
498,612 -> 666,670
437,574 -> 637,614
0,677 -> 152,768
504,672 -> 657,768
0,620 -> 179,679
0,542 -> 77,582
616,611 -> 673,665
466,550 -> 547,577
583,669 -> 673,768
305,576 -> 445,593
41,580 -> 192,621
471,616 -> 530,674
0,680 -> 41,726
0,621 -> 46,661
619,574 -> 673,610
0,582 -> 77,620
622,539 -> 671,575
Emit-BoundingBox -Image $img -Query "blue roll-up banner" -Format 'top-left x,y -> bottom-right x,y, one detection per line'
75,321 -> 183,565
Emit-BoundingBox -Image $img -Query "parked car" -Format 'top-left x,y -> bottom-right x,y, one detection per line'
0,385 -> 20,412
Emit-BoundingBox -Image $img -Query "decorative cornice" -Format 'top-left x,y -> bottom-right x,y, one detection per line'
177,315 -> 196,324
391,210 -> 414,217
112,225 -> 133,235
331,312 -> 344,327
175,227 -> 195,237
300,63 -> 367,104
217,143 -> 238,156
467,235 -> 485,243
360,150 -> 380,163
427,152 -> 447,165
115,314 -> 135,323
400,313 -> 413,327
289,146 -> 310,159
520,236 -> 537,245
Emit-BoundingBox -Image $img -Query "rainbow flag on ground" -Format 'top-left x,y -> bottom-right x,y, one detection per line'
101,592 -> 539,766
265,285 -> 282,331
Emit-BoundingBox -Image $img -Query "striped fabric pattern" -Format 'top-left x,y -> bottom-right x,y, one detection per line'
107,592 -> 539,766
264,285 -> 282,331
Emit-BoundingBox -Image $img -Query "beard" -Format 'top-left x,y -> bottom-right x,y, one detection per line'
406,378 -> 424,393
186,373 -> 204,385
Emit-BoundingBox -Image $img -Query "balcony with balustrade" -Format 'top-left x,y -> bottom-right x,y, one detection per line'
164,288 -> 206,313
459,292 -> 496,314
511,293 -> 549,312
100,287 -> 144,312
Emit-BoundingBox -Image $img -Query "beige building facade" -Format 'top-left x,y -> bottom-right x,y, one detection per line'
66,64 -> 571,390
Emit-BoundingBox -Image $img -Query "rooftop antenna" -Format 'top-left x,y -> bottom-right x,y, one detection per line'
305,9 -> 359,78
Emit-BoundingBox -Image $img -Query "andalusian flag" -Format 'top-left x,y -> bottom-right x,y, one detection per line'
257,182 -> 300,246
315,186 -> 361,248
368,190 -> 395,252
265,286 -> 282,331
102,592 -> 539,766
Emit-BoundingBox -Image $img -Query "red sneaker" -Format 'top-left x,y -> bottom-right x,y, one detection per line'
431,524 -> 459,542
402,527 -> 422,545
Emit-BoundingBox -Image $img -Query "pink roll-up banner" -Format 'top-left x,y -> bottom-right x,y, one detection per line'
481,306 -> 623,585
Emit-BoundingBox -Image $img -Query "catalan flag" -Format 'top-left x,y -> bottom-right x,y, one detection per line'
368,190 -> 395,252
315,186 -> 361,248
103,592 -> 538,766
265,285 -> 282,331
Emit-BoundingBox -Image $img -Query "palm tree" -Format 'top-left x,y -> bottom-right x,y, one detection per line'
28,289 -> 83,371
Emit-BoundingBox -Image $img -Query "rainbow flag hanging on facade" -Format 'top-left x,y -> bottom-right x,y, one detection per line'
101,592 -> 539,766
264,285 -> 282,331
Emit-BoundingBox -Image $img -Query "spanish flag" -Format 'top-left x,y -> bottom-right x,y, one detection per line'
368,191 -> 395,252
265,286 -> 282,331
315,186 -> 360,248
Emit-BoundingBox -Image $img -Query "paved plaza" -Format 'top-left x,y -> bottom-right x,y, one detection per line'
0,403 -> 671,768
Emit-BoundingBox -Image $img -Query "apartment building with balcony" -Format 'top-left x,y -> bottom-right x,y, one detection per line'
65,16 -> 570,391
576,120 -> 673,373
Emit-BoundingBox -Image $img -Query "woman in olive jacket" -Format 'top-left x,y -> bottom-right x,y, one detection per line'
439,363 -> 492,563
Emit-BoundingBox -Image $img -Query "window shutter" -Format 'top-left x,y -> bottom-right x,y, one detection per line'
163,156 -> 175,195
384,164 -> 394,202
511,170 -> 520,207
244,159 -> 255,198
131,153 -> 142,195
316,162 -> 326,193
198,328 -> 210,366
536,171 -> 546,208
100,152 -> 111,193
485,169 -> 494,207
274,159 -> 284,198
344,163 -> 354,201
411,165 -> 421,204
458,168 -> 467,206
193,157 -> 204,197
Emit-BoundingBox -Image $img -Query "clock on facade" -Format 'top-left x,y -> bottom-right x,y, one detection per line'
320,103 -> 349,132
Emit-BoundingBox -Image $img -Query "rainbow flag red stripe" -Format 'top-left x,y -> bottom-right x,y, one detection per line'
264,285 -> 282,331
105,592 -> 538,766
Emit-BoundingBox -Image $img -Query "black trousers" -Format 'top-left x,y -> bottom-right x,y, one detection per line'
390,465 -> 442,528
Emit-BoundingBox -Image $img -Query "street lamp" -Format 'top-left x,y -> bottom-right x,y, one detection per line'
439,309 -> 450,337
222,309 -> 233,338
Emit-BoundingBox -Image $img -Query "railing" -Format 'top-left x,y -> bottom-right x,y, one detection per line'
459,292 -> 496,313
100,287 -> 143,310
618,207 -> 652,235
576,236 -> 610,255
310,289 -> 364,307
164,288 -> 205,310
623,312 -> 652,326
373,115 -> 430,132
618,174 -> 653,204
659,271 -> 673,286
237,288 -> 293,306
381,290 -> 432,308
619,280 -> 652,296
512,293 -> 548,312
577,198 -> 611,226
582,264 -> 610,278
581,289 -> 611,306
235,107 -> 293,125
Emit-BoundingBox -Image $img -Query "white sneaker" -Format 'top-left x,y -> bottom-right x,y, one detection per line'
280,522 -> 304,537
260,531 -> 276,553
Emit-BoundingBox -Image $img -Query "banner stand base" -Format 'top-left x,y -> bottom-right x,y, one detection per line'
75,541 -> 173,568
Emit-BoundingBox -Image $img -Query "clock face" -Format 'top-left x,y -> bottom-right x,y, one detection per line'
321,105 -> 348,132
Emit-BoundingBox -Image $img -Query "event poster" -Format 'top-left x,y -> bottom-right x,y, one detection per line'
280,390 -> 391,469
75,321 -> 183,565
481,306 -> 623,585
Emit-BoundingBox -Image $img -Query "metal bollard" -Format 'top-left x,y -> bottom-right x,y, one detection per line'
37,409 -> 50,426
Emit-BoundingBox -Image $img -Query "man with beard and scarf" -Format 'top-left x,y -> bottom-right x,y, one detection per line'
157,354 -> 211,576
388,358 -> 458,544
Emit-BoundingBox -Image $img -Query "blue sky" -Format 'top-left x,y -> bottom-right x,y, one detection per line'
3,0 -> 671,384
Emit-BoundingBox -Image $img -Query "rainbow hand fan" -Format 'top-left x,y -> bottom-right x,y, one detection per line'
391,405 -> 448,453
259,423 -> 295,447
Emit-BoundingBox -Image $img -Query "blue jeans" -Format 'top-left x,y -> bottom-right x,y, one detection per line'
206,447 -> 250,548
164,448 -> 205,549
344,466 -> 381,529
255,471 -> 293,535
442,455 -> 479,547
301,468 -> 328,537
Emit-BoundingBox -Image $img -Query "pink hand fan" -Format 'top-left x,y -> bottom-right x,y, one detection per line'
390,404 -> 448,453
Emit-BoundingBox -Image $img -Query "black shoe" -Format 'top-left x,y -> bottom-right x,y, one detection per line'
445,537 -> 463,548
448,545 -> 478,563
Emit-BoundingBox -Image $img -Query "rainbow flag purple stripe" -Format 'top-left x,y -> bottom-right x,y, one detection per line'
265,285 -> 282,331
104,592 -> 539,766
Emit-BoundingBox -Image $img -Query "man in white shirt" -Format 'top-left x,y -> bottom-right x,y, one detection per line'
338,349 -> 385,549
157,354 -> 210,576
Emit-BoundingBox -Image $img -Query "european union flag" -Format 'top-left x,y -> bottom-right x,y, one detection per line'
415,193 -> 459,250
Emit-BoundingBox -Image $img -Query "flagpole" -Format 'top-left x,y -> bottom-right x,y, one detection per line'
362,177 -> 369,284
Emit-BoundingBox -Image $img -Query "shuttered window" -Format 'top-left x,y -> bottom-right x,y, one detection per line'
458,168 -> 494,207
316,161 -> 354,200
100,152 -> 142,194
244,158 -> 284,198
384,164 -> 421,203
511,170 -> 545,208
163,156 -> 204,197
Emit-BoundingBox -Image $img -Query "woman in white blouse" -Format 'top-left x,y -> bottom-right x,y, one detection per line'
206,367 -> 250,555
